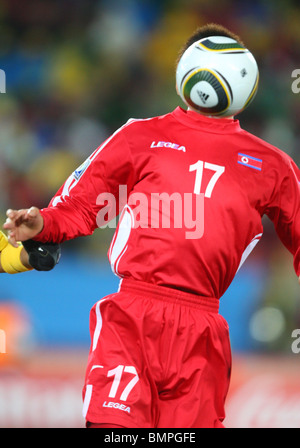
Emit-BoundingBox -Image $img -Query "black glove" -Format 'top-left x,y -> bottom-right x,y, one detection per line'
22,239 -> 61,271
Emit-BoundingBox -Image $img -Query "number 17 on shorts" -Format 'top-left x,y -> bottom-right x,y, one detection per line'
82,363 -> 141,423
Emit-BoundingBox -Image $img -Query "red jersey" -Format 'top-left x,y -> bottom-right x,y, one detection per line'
36,107 -> 300,300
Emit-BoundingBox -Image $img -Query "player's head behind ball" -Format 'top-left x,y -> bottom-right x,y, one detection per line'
176,23 -> 259,118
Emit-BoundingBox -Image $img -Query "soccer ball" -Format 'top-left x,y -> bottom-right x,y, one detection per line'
176,36 -> 259,117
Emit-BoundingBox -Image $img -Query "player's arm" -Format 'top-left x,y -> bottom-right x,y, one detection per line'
265,157 -> 300,284
3,126 -> 137,245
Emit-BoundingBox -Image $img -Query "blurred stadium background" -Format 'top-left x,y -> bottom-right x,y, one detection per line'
0,0 -> 300,428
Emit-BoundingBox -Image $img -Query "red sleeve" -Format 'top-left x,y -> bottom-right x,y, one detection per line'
265,156 -> 300,276
35,125 -> 136,243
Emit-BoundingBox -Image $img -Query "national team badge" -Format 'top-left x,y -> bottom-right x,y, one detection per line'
238,153 -> 262,171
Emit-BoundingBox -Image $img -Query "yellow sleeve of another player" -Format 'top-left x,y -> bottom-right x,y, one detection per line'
0,231 -> 32,274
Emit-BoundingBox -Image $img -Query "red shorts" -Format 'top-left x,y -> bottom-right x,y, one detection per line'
82,279 -> 231,428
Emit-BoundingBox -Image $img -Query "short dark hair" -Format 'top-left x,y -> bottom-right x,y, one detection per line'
177,23 -> 245,64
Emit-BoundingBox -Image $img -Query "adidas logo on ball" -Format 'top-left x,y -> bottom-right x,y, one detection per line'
197,90 -> 210,104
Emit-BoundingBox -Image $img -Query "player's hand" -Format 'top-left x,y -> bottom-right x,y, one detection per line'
3,207 -> 44,247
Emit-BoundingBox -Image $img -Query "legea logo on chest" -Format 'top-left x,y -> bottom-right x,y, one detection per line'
150,141 -> 186,152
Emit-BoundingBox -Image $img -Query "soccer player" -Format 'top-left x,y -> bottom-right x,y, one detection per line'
3,24 -> 300,428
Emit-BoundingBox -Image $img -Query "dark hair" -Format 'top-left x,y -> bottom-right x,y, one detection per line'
177,23 -> 245,64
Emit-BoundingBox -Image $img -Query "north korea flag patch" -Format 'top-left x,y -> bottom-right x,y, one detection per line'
238,153 -> 263,171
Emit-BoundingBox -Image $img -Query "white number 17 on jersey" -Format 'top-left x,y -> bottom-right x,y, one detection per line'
189,160 -> 225,198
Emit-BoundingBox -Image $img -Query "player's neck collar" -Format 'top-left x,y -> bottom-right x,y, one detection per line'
172,107 -> 241,133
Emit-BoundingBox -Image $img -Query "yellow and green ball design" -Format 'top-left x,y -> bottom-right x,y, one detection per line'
176,36 -> 259,117
181,68 -> 232,115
